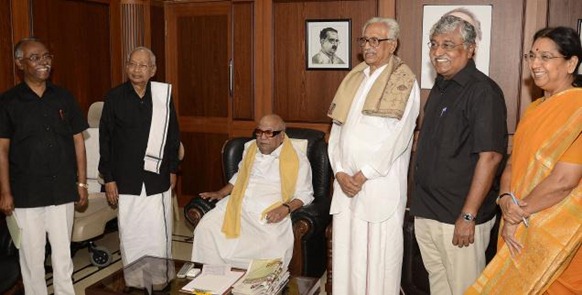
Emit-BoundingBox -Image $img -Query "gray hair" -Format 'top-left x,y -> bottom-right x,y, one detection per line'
444,7 -> 482,42
362,17 -> 400,40
14,37 -> 41,59
127,46 -> 156,66
430,15 -> 477,45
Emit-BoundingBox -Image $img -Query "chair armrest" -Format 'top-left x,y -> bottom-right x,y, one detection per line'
183,197 -> 217,228
291,201 -> 331,240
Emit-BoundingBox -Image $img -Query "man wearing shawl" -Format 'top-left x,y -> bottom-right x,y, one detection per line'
327,17 -> 420,294
191,114 -> 314,269
99,47 -> 181,271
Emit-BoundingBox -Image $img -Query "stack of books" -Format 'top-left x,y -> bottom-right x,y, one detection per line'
231,258 -> 289,295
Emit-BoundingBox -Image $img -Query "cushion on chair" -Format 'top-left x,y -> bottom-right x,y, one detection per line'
83,128 -> 103,192
71,126 -> 117,242
87,101 -> 104,128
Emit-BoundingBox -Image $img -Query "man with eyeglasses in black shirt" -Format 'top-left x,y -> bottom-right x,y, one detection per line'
0,38 -> 88,295
410,14 -> 507,295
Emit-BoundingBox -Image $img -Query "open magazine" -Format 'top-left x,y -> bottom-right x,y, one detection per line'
231,258 -> 289,295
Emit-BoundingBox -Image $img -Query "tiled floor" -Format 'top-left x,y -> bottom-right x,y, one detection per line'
55,211 -> 327,294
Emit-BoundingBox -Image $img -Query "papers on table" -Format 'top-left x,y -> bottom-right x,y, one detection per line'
6,214 -> 21,249
180,264 -> 244,295
231,258 -> 289,295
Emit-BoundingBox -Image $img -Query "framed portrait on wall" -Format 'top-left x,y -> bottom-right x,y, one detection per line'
420,5 -> 493,89
305,19 -> 351,70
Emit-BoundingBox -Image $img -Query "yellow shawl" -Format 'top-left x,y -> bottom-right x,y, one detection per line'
327,55 -> 416,124
221,135 -> 299,238
466,88 -> 582,294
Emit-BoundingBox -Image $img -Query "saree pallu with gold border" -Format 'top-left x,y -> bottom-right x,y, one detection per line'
466,88 -> 582,295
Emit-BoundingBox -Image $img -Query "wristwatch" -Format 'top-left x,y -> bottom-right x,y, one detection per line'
461,212 -> 476,222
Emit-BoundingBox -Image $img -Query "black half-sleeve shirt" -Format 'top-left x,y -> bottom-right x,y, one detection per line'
410,60 -> 508,224
0,82 -> 88,208
98,81 -> 180,196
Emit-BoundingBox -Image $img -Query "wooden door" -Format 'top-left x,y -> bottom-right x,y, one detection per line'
166,1 -> 232,205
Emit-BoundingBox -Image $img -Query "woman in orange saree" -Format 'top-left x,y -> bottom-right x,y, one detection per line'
466,27 -> 582,295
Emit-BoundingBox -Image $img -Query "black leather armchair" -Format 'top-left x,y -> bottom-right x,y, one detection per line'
184,127 -> 332,278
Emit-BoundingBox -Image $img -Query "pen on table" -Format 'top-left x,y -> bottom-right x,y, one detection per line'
509,193 -> 529,228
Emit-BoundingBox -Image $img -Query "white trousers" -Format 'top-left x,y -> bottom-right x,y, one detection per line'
118,185 -> 173,267
332,205 -> 405,295
414,217 -> 495,295
14,203 -> 75,295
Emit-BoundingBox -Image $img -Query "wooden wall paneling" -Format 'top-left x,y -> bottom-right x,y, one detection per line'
175,10 -> 229,118
179,132 -> 229,204
272,0 -> 378,124
7,0 -> 33,86
120,0 -> 149,81
232,1 -> 254,121
547,0 -> 582,28
519,0 -> 546,124
165,1 -> 233,204
32,0 -> 112,115
109,0 -> 123,86
254,0 -> 273,120
379,0 -> 396,17
0,1 -> 14,92
150,0 -> 166,82
397,0 -> 525,134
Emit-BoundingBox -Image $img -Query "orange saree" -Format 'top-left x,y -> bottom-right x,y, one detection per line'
466,88 -> 582,294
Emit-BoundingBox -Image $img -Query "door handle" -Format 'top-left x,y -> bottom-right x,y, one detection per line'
228,58 -> 233,97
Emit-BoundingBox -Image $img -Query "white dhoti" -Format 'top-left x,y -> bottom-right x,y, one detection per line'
15,203 -> 75,295
118,184 -> 173,267
191,196 -> 294,270
191,141 -> 313,270
332,198 -> 406,295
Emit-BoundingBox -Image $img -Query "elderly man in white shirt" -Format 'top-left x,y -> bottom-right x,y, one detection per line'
327,17 -> 420,294
191,114 -> 314,269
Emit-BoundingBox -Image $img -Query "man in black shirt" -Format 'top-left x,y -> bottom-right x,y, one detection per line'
99,47 -> 180,272
0,38 -> 88,295
410,15 -> 507,294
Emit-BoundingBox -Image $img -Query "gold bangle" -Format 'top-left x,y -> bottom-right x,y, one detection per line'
77,182 -> 89,190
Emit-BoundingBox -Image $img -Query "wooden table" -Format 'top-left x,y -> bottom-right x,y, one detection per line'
85,255 -> 320,295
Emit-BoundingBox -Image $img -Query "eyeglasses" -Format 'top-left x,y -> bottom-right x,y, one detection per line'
20,53 -> 53,63
523,53 -> 565,63
254,128 -> 283,138
326,38 -> 341,44
357,37 -> 393,48
427,41 -> 466,51
126,62 -> 152,71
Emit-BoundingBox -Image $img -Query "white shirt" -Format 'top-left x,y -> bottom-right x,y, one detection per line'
328,64 -> 421,222
229,140 -> 315,217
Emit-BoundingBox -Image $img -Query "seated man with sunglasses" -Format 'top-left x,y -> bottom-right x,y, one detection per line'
191,114 -> 314,269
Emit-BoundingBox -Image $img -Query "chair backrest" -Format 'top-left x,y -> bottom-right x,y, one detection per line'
221,127 -> 332,208
83,128 -> 102,194
87,101 -> 104,128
